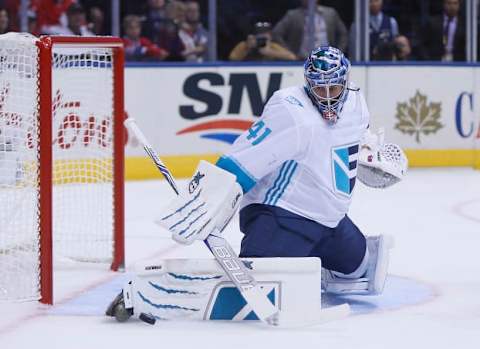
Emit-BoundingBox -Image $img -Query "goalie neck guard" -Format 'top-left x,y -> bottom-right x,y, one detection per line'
304,46 -> 351,124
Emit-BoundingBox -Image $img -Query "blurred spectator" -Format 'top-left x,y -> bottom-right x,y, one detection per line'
144,0 -> 185,61
27,9 -> 39,36
371,41 -> 395,60
42,3 -> 94,36
369,0 -> 399,54
422,0 -> 465,61
0,8 -> 10,34
371,34 -> 412,61
143,0 -> 167,39
229,21 -> 296,61
0,0 -> 19,31
87,6 -> 105,35
123,15 -> 168,61
349,0 -> 399,60
394,35 -> 412,61
178,0 -> 208,62
272,0 -> 348,60
31,0 -> 75,34
166,0 -> 186,25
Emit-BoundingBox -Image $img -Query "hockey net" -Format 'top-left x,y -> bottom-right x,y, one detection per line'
0,33 -> 124,303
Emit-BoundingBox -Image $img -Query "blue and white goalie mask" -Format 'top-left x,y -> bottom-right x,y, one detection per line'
304,46 -> 351,124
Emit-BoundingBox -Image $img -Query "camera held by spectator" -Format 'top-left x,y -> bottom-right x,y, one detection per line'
229,21 -> 296,61
254,28 -> 269,49
372,35 -> 412,61
394,35 -> 412,61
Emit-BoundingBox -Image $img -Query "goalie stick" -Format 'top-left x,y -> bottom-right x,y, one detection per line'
125,118 -> 278,325
124,118 -> 350,327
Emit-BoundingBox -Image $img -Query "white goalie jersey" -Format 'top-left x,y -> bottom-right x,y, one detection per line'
217,84 -> 370,228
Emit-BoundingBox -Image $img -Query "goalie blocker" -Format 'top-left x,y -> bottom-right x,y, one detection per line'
107,257 -> 322,323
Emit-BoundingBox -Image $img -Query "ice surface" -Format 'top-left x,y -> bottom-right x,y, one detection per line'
1,168 -> 480,349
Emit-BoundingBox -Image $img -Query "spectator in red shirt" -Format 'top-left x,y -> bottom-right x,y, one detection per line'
41,3 -> 93,36
123,15 -> 168,62
30,0 -> 75,34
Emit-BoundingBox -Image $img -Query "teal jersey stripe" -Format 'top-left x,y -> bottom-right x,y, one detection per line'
264,161 -> 292,205
263,161 -> 290,204
271,161 -> 298,205
216,155 -> 257,193
265,161 -> 295,205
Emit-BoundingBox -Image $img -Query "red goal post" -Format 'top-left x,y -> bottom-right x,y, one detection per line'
38,36 -> 125,305
0,34 -> 125,305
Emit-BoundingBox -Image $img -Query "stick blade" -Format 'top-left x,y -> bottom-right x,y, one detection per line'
275,303 -> 351,329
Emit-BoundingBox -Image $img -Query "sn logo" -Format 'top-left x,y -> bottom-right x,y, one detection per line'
179,72 -> 282,119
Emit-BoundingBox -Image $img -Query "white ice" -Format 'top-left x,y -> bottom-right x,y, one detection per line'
1,168 -> 480,349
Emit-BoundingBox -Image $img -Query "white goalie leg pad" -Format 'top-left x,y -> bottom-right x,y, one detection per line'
123,257 -> 322,322
322,235 -> 394,295
367,234 -> 395,294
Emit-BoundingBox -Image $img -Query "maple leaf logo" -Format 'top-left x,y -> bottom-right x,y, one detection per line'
394,90 -> 443,143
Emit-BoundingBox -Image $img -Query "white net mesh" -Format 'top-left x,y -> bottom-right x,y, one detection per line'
51,46 -> 115,263
0,34 -> 40,301
0,34 -> 118,302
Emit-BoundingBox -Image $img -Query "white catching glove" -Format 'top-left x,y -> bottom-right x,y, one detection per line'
357,128 -> 408,189
158,160 -> 243,245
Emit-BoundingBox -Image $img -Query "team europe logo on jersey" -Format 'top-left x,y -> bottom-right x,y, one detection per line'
331,143 -> 359,196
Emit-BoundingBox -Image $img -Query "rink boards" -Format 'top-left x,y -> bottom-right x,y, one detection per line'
120,63 -> 480,178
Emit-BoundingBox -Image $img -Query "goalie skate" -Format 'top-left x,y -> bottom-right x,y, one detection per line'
106,291 -> 133,322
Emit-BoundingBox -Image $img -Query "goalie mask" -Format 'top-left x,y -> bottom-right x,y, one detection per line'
304,46 -> 350,124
